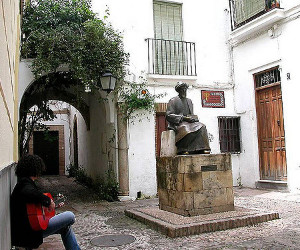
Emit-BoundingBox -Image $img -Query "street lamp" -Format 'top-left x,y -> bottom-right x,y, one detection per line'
100,72 -> 116,93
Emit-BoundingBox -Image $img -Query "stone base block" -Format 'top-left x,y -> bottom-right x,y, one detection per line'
157,154 -> 234,216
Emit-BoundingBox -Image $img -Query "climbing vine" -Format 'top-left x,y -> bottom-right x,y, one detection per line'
117,78 -> 165,121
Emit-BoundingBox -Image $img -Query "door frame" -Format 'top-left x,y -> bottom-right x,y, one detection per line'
254,66 -> 287,181
73,115 -> 79,168
29,125 -> 65,175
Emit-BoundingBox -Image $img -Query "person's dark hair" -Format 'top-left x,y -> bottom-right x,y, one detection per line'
15,154 -> 46,178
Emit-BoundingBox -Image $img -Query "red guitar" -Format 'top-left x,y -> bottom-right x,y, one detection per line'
26,193 -> 65,231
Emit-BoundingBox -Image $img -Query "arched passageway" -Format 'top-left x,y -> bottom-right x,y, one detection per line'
19,69 -> 118,181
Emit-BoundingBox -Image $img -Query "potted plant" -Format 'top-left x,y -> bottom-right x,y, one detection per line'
271,0 -> 280,8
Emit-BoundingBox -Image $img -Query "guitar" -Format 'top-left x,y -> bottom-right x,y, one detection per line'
26,193 -> 65,231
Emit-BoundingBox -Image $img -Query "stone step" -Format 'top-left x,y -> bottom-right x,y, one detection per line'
125,206 -> 280,238
256,180 -> 288,191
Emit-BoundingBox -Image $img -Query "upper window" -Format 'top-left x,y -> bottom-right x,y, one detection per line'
147,1 -> 197,76
229,0 -> 281,29
153,1 -> 183,41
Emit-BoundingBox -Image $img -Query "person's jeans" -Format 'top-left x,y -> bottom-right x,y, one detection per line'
43,211 -> 81,250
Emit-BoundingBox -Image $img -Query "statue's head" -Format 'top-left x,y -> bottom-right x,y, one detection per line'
175,82 -> 188,98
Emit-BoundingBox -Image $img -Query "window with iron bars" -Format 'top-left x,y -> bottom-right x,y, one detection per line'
218,116 -> 241,153
254,66 -> 281,89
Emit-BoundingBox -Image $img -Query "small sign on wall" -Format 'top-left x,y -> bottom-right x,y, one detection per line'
201,90 -> 225,108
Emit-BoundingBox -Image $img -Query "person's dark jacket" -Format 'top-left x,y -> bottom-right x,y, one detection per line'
10,177 -> 51,249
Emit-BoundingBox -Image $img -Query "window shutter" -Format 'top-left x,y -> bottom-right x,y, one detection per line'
234,0 -> 265,25
153,1 -> 185,75
153,1 -> 183,40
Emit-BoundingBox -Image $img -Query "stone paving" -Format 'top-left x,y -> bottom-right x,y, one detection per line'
36,176 -> 300,249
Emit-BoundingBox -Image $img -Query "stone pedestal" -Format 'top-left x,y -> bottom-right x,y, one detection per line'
160,130 -> 177,157
156,154 -> 234,216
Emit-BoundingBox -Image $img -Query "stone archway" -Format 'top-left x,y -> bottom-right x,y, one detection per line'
19,71 -> 90,130
18,68 -> 118,181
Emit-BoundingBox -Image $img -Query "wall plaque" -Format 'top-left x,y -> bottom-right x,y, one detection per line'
201,90 -> 225,108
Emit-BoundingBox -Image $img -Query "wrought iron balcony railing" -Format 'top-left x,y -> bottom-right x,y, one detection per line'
229,0 -> 281,30
146,38 -> 197,76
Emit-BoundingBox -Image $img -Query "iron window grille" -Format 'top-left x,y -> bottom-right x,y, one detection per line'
254,66 -> 281,89
218,116 -> 241,153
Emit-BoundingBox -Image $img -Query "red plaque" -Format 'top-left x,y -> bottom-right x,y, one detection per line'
201,90 -> 225,108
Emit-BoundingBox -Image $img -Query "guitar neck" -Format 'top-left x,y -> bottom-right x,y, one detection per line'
54,195 -> 66,208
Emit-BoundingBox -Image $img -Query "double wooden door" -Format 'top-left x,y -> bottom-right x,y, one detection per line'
256,84 -> 287,181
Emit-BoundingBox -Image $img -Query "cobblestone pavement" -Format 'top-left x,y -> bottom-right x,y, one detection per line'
36,176 -> 300,249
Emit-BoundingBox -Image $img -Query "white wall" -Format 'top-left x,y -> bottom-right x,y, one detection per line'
69,105 -> 89,171
277,16 -> 300,192
128,111 -> 157,197
92,0 -> 154,77
69,91 -> 116,179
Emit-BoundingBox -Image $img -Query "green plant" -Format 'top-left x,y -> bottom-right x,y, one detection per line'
117,78 -> 165,121
69,165 -> 119,201
22,0 -> 129,83
237,176 -> 243,188
19,102 -> 56,156
93,170 -> 119,202
66,164 -> 78,178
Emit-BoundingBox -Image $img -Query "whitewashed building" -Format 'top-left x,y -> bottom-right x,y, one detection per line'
89,0 -> 237,198
229,0 -> 300,192
89,0 -> 300,196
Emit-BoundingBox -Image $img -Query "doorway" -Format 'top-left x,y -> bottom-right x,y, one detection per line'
29,125 -> 65,175
255,67 -> 287,181
33,131 -> 59,175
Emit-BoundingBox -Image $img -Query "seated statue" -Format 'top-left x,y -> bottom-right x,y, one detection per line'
166,82 -> 211,155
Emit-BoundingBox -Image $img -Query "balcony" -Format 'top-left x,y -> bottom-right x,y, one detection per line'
146,38 -> 197,77
229,0 -> 281,30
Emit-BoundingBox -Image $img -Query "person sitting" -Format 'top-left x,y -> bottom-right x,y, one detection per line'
166,82 -> 211,155
10,154 -> 81,250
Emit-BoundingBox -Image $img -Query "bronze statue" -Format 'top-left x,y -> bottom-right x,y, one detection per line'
166,82 -> 210,155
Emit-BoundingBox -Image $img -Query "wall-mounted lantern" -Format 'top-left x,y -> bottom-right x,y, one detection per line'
100,72 -> 116,93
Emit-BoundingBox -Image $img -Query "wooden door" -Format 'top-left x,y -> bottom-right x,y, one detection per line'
256,84 -> 287,181
156,113 -> 168,157
33,131 -> 59,175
